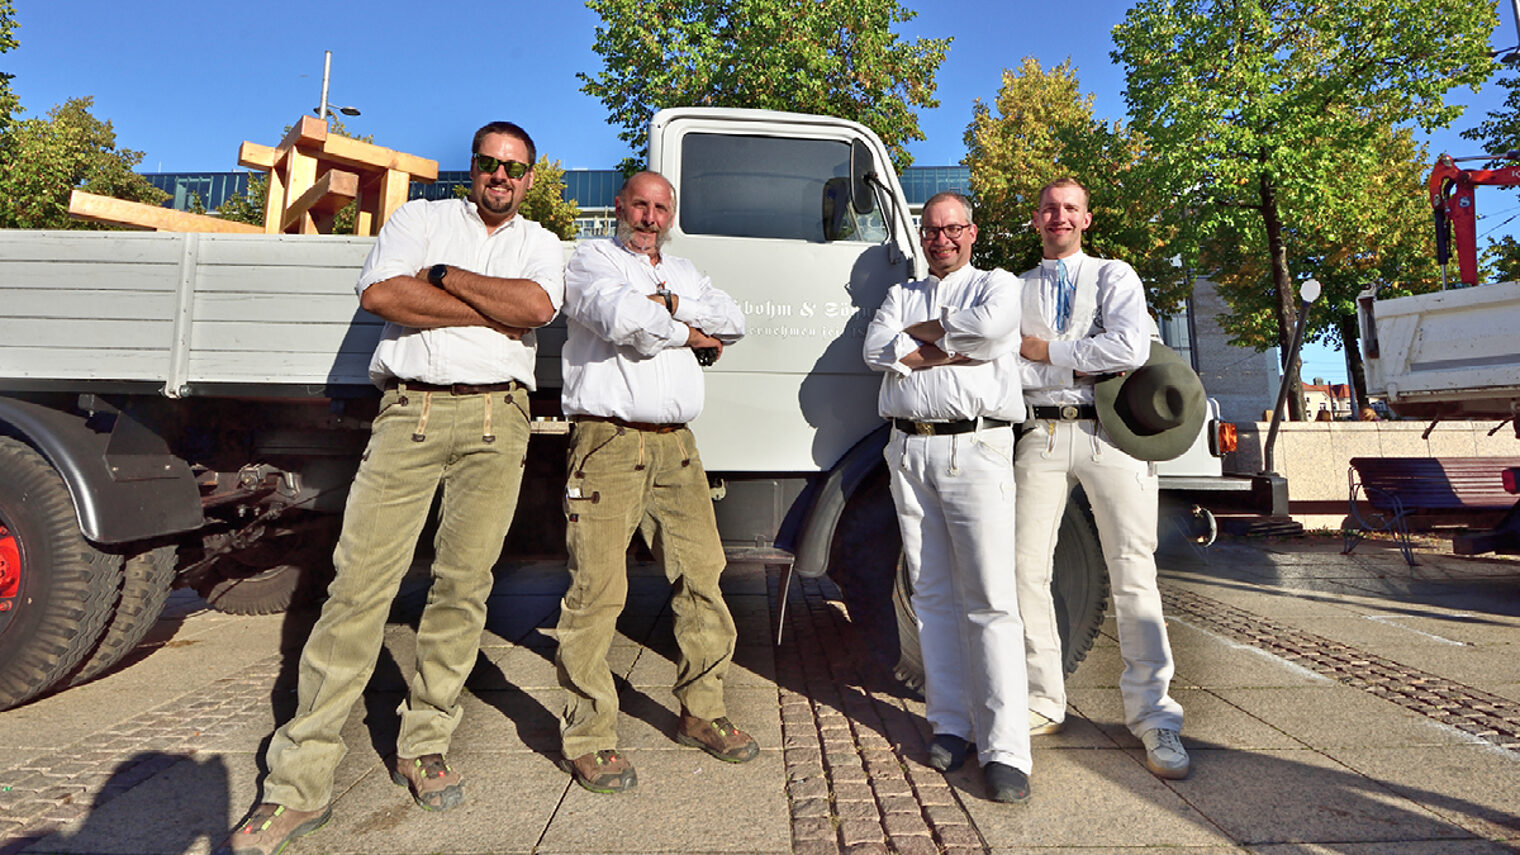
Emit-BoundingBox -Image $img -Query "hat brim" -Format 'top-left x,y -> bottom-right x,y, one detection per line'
1094,341 -> 1208,462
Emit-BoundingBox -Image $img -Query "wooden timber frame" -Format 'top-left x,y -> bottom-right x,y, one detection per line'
238,115 -> 438,235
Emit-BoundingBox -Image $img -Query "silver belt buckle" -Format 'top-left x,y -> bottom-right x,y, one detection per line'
914,421 -> 935,436
1059,404 -> 1080,421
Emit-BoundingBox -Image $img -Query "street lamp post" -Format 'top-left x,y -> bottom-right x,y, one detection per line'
315,50 -> 361,121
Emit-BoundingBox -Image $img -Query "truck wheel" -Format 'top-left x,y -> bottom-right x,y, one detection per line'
0,437 -> 124,710
66,545 -> 177,686
195,529 -> 333,615
831,470 -> 1109,692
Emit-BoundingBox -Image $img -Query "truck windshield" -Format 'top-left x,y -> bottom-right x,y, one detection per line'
679,133 -> 887,244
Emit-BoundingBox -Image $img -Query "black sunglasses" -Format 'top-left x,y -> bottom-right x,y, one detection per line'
473,154 -> 530,179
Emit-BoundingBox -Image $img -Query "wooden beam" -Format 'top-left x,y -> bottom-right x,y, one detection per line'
68,190 -> 264,233
320,134 -> 438,182
280,169 -> 359,233
237,141 -> 278,171
275,115 -> 328,154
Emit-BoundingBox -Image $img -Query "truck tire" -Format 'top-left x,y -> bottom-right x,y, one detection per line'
0,437 -> 124,710
65,544 -> 177,686
194,526 -> 334,615
829,469 -> 1109,693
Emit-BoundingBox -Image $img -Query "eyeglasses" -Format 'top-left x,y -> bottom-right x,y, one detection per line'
473,154 -> 530,178
920,223 -> 971,240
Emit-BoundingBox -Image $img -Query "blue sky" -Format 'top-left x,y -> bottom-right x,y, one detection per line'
9,0 -> 1520,384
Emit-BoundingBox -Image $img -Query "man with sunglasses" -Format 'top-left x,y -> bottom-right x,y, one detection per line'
221,121 -> 564,855
863,192 -> 1031,803
554,171 -> 751,795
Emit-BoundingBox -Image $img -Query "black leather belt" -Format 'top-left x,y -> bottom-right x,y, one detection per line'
1030,404 -> 1097,421
891,417 -> 1012,436
384,378 -> 521,395
574,415 -> 687,434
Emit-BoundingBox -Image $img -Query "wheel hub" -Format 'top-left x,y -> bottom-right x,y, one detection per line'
0,523 -> 19,604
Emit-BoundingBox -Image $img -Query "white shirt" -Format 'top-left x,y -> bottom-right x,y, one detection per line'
863,264 -> 1026,423
1020,251 -> 1150,407
560,237 -> 745,424
357,198 -> 566,389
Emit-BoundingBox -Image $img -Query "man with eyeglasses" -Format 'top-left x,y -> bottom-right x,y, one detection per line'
553,171 -> 751,795
1015,177 -> 1189,780
220,121 -> 564,855
863,191 -> 1032,803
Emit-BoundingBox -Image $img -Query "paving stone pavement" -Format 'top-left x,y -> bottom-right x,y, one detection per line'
2,533 -> 1519,854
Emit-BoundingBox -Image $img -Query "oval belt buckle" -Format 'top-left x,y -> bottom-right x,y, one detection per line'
914,422 -> 935,436
1059,404 -> 1080,421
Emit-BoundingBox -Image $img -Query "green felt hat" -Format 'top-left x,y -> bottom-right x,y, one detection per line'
1094,341 -> 1207,462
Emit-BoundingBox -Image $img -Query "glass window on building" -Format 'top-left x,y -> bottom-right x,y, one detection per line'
678,133 -> 887,243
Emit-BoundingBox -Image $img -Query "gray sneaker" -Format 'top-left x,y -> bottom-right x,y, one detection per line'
1029,709 -> 1065,735
1140,727 -> 1190,779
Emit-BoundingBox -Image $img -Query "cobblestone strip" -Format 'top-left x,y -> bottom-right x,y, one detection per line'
0,656 -> 283,853
771,569 -> 988,855
1161,585 -> 1520,750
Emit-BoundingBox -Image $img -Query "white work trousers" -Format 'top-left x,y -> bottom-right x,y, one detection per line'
1014,419 -> 1183,737
886,425 -> 1031,771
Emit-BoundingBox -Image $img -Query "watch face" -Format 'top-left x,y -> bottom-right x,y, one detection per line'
430,264 -> 447,286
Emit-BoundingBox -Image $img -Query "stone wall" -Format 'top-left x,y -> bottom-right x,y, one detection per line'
1227,419 -> 1520,530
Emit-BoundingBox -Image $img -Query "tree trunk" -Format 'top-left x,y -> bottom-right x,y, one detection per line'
1259,173 -> 1306,421
1339,314 -> 1370,417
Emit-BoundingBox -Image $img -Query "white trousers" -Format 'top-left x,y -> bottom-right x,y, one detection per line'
886,425 -> 1031,771
1014,419 -> 1183,737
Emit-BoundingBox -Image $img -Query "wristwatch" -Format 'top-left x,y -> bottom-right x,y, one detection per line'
427,263 -> 448,287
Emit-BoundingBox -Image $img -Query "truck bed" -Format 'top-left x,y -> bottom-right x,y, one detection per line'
0,231 -> 380,396
1359,279 -> 1520,420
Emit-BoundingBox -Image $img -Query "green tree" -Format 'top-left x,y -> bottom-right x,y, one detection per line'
0,0 -> 18,135
214,174 -> 267,226
580,0 -> 950,169
1202,120 -> 1440,410
1112,0 -> 1494,419
0,96 -> 167,229
963,58 -> 1187,314
520,157 -> 580,241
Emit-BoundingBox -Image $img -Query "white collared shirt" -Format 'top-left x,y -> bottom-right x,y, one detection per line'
1020,251 -> 1150,406
357,198 -> 566,389
560,238 -> 745,424
863,264 -> 1026,422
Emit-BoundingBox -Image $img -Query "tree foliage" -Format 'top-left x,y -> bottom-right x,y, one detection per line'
963,58 -> 1186,313
1460,71 -> 1520,282
580,0 -> 950,169
1112,0 -> 1494,418
0,96 -> 167,229
0,0 -> 17,136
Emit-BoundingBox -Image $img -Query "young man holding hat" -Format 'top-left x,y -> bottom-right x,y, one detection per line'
1014,177 -> 1200,780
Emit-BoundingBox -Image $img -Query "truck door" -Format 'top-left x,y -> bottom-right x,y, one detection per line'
649,109 -> 919,475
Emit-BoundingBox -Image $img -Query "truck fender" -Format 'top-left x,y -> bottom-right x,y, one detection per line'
785,423 -> 892,579
0,397 -> 202,545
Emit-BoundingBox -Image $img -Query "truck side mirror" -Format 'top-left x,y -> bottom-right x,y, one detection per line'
822,177 -> 854,242
850,139 -> 876,215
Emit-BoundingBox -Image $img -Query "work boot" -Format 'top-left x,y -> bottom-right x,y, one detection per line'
217,802 -> 331,855
676,710 -> 759,762
565,749 -> 637,794
392,753 -> 464,811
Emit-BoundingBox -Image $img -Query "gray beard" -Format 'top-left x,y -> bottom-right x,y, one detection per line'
616,219 -> 669,252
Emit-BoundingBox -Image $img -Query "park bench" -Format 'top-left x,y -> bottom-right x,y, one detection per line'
1343,456 -> 1520,565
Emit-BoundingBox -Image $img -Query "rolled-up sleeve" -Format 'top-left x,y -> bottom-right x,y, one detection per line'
356,200 -> 428,295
